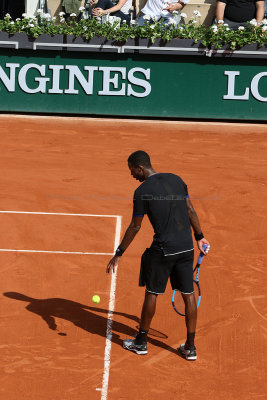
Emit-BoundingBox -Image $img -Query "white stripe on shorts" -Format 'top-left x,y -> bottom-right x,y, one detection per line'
164,248 -> 194,257
174,288 -> 195,294
146,288 -> 164,295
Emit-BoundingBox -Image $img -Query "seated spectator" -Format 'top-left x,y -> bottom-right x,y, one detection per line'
137,0 -> 189,26
215,0 -> 265,29
87,0 -> 132,24
62,0 -> 82,16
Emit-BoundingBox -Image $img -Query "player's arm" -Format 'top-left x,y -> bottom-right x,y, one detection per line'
186,197 -> 210,253
106,215 -> 144,273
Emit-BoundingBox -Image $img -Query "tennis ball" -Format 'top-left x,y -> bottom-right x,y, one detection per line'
92,295 -> 100,304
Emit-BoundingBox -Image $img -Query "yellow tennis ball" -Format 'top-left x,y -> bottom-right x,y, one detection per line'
92,295 -> 100,304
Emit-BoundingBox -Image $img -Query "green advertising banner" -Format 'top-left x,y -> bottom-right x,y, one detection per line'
0,49 -> 267,120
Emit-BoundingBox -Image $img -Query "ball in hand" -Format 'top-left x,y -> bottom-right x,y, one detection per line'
92,294 -> 100,304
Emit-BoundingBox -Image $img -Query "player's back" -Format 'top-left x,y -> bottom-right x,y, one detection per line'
134,173 -> 193,254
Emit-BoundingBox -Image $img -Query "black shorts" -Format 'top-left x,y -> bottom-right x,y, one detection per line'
139,248 -> 194,295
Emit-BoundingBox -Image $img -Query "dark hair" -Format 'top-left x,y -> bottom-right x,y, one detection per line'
128,151 -> 151,168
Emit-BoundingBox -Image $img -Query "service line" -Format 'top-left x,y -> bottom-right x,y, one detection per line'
0,210 -> 120,255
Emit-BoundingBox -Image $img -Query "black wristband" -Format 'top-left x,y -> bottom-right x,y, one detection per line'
115,247 -> 125,257
194,232 -> 204,241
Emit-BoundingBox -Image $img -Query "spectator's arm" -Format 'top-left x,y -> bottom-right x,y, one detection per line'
93,0 -> 128,15
165,1 -> 187,13
216,1 -> 226,23
256,1 -> 265,24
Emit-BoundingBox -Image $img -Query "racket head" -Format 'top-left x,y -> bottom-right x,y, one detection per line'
193,280 -> 201,308
172,283 -> 201,316
172,290 -> 185,316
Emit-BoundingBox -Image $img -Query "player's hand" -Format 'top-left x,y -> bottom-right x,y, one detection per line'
106,255 -> 120,274
197,239 -> 210,255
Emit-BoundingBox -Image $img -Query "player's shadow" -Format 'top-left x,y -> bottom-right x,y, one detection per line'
3,292 -> 178,354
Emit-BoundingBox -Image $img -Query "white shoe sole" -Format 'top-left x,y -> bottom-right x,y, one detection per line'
123,342 -> 147,355
179,344 -> 197,361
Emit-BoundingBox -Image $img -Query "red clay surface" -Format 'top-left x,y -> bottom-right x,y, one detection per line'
0,115 -> 266,400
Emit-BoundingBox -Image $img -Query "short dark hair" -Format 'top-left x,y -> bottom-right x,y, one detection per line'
128,151 -> 151,168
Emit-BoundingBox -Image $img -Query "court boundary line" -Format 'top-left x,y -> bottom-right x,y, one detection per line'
0,209 -> 122,400
0,210 -> 119,255
0,249 -> 113,255
101,215 -> 122,400
1,114 -> 267,129
0,210 -> 119,218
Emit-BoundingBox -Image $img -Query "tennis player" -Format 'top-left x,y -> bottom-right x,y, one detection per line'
106,151 -> 210,360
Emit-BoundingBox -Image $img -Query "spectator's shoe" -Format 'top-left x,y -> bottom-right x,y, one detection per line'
123,338 -> 148,355
178,343 -> 197,361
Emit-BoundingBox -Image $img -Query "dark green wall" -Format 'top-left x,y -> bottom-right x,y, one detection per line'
0,49 -> 267,120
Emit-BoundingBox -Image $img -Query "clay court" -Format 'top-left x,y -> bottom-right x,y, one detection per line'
0,115 -> 266,400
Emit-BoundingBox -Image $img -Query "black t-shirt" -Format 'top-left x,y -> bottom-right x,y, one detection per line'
218,0 -> 259,22
133,173 -> 193,255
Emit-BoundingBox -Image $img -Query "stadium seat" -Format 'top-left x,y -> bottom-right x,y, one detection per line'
183,0 -> 216,26
47,0 -> 64,17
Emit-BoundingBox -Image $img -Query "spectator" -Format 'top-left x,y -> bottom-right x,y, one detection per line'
215,0 -> 265,29
137,0 -> 189,26
1,0 -> 25,19
62,0 -> 82,16
88,0 -> 132,24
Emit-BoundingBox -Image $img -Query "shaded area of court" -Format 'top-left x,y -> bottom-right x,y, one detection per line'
0,115 -> 266,400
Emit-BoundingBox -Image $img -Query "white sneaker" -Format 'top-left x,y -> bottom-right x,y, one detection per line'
178,343 -> 197,361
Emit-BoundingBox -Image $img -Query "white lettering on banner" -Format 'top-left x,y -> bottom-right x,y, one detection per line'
224,70 -> 267,102
48,65 -> 64,94
98,67 -> 126,96
127,68 -> 151,97
0,62 -> 151,98
65,65 -> 98,95
250,72 -> 267,102
18,64 -> 50,94
223,71 -> 249,100
0,63 -> 20,92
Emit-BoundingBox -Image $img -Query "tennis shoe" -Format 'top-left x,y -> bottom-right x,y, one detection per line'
123,338 -> 147,355
178,343 -> 197,361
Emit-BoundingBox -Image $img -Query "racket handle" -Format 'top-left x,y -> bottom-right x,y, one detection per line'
197,243 -> 209,264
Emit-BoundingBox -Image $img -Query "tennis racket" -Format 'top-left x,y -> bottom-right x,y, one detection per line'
172,243 -> 210,316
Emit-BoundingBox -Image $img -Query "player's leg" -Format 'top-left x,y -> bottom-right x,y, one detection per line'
181,292 -> 197,348
170,250 -> 197,360
140,290 -> 158,331
133,290 -> 158,344
123,248 -> 168,355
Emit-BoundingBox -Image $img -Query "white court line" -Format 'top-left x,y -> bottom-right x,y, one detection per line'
0,209 -> 122,399
0,249 -> 113,255
101,215 -> 122,400
0,210 -> 119,218
0,210 -> 120,255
